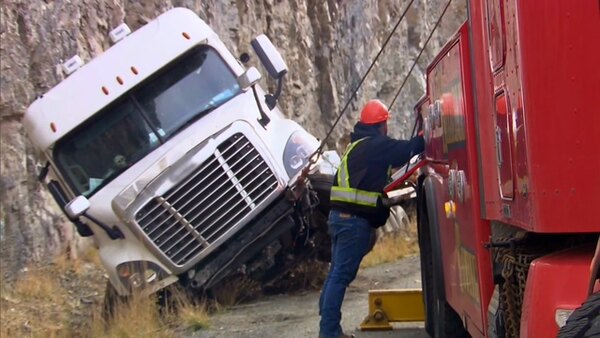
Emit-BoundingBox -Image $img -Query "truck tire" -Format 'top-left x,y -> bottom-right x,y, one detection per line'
377,205 -> 411,239
418,181 -> 469,338
102,281 -> 129,322
309,174 -> 334,262
558,292 -> 600,338
309,174 -> 333,214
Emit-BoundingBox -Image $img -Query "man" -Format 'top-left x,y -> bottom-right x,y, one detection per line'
318,99 -> 424,338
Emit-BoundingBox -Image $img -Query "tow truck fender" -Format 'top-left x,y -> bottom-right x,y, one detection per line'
417,175 -> 447,333
521,245 -> 594,337
419,175 -> 446,298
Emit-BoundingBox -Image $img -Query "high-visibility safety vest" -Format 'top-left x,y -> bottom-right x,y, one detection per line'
330,138 -> 383,207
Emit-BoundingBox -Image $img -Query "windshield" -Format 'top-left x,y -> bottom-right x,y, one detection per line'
54,46 -> 241,197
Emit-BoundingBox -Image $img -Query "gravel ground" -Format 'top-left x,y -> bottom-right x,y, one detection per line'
192,255 -> 428,338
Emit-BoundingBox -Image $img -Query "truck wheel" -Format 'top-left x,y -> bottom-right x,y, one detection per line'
377,205 -> 410,240
309,174 -> 333,214
102,281 -> 129,322
309,174 -> 334,262
558,292 -> 600,338
312,208 -> 332,262
418,189 -> 469,338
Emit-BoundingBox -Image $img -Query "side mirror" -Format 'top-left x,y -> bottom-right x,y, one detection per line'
251,34 -> 288,79
238,67 -> 262,91
65,195 -> 91,219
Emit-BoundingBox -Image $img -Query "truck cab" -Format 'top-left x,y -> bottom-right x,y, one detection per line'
23,8 -> 339,297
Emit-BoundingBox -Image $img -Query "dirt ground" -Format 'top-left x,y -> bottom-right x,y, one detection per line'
192,255 -> 428,338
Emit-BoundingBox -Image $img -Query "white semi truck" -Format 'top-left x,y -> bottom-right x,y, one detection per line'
22,8 -> 339,302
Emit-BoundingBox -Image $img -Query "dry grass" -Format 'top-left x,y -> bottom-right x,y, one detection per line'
86,285 -> 213,337
88,293 -> 176,338
12,267 -> 61,301
0,250 -> 212,338
177,301 -> 212,331
162,287 -> 212,332
361,220 -> 419,268
0,219 -> 419,338
1,264 -> 78,337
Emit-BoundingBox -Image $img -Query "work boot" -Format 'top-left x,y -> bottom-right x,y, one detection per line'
318,334 -> 355,338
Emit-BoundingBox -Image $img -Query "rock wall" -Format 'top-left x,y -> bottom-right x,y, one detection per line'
0,0 -> 465,280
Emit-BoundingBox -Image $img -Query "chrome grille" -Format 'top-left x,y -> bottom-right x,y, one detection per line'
135,133 -> 278,266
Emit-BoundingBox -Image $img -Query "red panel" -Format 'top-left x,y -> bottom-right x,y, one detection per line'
469,0 -> 503,222
475,0 -> 600,232
521,246 -> 594,338
514,0 -> 600,233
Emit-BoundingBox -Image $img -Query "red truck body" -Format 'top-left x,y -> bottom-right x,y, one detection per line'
405,0 -> 600,337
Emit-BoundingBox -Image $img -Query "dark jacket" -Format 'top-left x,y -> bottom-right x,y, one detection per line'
330,122 -> 425,227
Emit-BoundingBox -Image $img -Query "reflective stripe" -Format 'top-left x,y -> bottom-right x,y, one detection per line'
338,138 -> 367,187
332,137 -> 382,207
331,186 -> 381,207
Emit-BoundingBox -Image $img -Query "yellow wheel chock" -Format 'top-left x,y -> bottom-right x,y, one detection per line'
360,289 -> 425,331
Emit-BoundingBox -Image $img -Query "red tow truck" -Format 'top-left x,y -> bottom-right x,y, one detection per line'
391,0 -> 600,337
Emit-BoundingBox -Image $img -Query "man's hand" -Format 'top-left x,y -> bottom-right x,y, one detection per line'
382,195 -> 405,207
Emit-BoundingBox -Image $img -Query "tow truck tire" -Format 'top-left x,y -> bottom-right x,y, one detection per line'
419,180 -> 469,338
558,292 -> 600,338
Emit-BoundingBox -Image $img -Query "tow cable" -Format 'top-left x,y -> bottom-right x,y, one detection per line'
290,0 -> 416,201
292,0 -> 453,200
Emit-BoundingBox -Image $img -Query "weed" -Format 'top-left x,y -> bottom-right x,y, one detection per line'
13,266 -> 60,301
0,227 -> 418,337
178,303 -> 212,331
361,220 -> 419,268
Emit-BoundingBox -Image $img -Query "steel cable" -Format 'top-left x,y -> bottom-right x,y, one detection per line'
389,0 -> 454,111
308,0 -> 454,168
308,0 -> 416,165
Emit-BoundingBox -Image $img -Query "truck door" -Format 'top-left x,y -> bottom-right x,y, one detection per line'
426,24 -> 493,336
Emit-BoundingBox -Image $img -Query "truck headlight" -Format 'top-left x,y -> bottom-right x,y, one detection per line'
116,260 -> 165,290
283,131 -> 316,178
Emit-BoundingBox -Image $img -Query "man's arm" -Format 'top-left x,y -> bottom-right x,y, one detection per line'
369,135 -> 424,168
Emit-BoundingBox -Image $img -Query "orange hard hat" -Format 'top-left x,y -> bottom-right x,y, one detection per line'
360,99 -> 390,125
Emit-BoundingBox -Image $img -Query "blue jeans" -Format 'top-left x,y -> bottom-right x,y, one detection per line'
319,209 -> 374,338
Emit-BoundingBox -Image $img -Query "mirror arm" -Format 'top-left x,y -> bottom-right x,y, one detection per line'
252,85 -> 271,128
41,169 -> 122,240
38,162 -> 50,182
82,212 -> 125,240
265,76 -> 284,110
46,180 -> 94,237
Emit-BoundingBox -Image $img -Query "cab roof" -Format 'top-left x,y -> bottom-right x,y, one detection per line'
22,8 -> 241,151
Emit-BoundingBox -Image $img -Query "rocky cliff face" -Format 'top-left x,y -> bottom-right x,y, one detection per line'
0,0 -> 465,280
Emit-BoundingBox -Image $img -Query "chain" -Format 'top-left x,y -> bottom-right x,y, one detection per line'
494,245 -> 541,337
